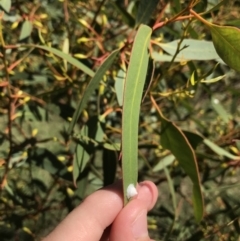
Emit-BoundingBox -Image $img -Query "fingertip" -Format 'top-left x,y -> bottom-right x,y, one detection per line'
137,181 -> 158,210
109,181 -> 158,241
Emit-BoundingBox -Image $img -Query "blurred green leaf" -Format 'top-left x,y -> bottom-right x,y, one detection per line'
236,141 -> 240,151
122,24 -> 152,205
62,37 -> 69,71
193,0 -> 207,12
155,39 -> 224,63
203,139 -> 240,160
211,97 -> 231,123
114,69 -> 125,106
202,0 -> 227,15
183,131 -> 203,149
111,2 -> 135,27
136,0 -> 158,25
68,49 -> 119,134
73,142 -> 90,186
28,147 -> 72,181
161,117 -> 203,222
0,0 -> 11,13
103,143 -> 121,151
151,96 -> 203,222
200,74 -> 225,84
19,20 -> 32,40
164,166 -> 177,210
209,24 -> 240,72
95,121 -> 105,142
153,154 -> 175,172
25,44 -> 95,77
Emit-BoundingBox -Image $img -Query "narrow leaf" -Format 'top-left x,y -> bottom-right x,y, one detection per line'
151,96 -> 204,222
153,154 -> 175,172
114,69 -> 126,106
24,44 -> 95,77
136,0 -> 158,25
68,49 -> 119,134
211,97 -> 231,123
203,139 -> 240,160
201,75 -> 225,84
62,37 -> 69,71
19,20 -> 32,40
73,142 -> 90,186
164,167 -> 177,211
122,25 -> 152,205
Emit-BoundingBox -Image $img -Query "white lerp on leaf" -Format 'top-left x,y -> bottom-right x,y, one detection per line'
126,184 -> 138,199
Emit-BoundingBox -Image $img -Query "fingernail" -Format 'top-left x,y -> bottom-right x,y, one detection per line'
131,210 -> 148,239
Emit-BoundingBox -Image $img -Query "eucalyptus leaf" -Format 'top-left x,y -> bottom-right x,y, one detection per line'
62,37 -> 69,71
183,131 -> 203,150
190,10 -> 240,71
73,143 -> 90,186
153,154 -> 175,172
203,139 -> 240,160
156,39 -> 224,63
114,69 -> 126,106
0,0 -> 11,13
136,0 -> 158,25
23,44 -> 95,77
103,143 -> 121,151
151,96 -> 204,222
19,20 -> 33,41
68,49 -> 119,134
209,24 -> 240,72
111,2 -> 135,27
122,25 -> 152,205
211,97 -> 232,123
164,166 -> 177,211
200,74 -> 225,84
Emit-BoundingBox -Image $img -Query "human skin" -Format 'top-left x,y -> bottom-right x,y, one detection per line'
43,180 -> 158,241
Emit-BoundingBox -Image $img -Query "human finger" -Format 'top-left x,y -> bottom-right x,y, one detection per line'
109,181 -> 158,241
43,181 -> 123,241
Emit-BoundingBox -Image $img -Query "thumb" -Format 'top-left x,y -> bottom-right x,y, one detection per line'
109,181 -> 158,241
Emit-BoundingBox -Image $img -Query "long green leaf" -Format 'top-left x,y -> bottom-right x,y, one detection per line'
203,139 -> 240,160
24,44 -> 95,77
211,97 -> 231,124
164,166 -> 177,211
68,49 -> 119,134
151,96 -> 204,222
161,117 -> 203,221
122,25 -> 152,205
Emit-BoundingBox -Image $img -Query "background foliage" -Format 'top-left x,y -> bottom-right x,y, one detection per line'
0,0 -> 240,240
